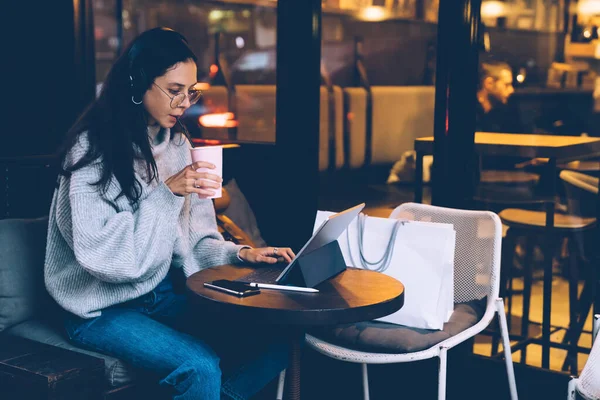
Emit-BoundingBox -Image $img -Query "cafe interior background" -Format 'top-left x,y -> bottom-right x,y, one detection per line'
4,0 -> 600,398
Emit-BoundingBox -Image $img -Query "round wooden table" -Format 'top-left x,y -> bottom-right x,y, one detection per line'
186,265 -> 405,400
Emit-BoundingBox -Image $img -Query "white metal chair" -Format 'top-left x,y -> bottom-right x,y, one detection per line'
276,370 -> 285,400
304,202 -> 518,400
568,314 -> 600,400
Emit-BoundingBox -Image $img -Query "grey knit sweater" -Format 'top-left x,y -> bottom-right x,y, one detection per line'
44,126 -> 244,319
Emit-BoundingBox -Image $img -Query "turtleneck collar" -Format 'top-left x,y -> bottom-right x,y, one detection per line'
147,125 -> 172,159
148,124 -> 163,144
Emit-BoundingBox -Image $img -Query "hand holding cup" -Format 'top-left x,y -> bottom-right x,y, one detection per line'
165,161 -> 222,197
190,146 -> 223,199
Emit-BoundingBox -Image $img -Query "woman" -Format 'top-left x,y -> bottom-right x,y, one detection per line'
44,27 -> 294,400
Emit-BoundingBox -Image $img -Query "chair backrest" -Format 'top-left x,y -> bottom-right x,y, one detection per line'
319,86 -> 345,172
0,217 -> 51,332
341,86 -> 435,170
235,85 -> 277,143
343,87 -> 368,169
577,315 -> 600,400
390,202 -> 502,304
370,86 -> 435,165
560,170 -> 599,218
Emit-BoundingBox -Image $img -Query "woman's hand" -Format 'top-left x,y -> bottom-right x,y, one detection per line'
165,162 -> 222,197
239,247 -> 295,265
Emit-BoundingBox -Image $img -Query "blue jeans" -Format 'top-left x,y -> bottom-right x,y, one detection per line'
64,270 -> 289,400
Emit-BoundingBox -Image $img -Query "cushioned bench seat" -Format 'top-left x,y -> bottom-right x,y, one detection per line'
6,319 -> 136,387
308,297 -> 486,354
0,217 -> 137,389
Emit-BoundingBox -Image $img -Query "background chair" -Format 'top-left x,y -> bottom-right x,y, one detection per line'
304,202 -> 518,400
567,315 -> 600,400
496,170 -> 597,372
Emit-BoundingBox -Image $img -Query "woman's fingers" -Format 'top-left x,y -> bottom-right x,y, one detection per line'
197,172 -> 222,184
272,247 -> 294,263
187,178 -> 220,190
185,169 -> 222,183
256,253 -> 278,264
283,248 -> 295,262
245,247 -> 296,265
167,162 -> 222,197
264,247 -> 295,263
191,161 -> 215,170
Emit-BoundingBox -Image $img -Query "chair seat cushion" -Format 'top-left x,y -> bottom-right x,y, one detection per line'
480,170 -> 539,186
6,319 -> 136,387
499,208 -> 596,230
309,298 -> 486,354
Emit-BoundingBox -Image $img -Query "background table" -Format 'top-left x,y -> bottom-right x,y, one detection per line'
186,265 -> 405,400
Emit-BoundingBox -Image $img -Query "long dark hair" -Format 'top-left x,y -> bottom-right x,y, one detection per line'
58,27 -> 197,205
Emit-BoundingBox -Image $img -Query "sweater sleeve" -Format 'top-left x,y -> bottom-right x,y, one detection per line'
63,161 -> 185,284
184,194 -> 246,277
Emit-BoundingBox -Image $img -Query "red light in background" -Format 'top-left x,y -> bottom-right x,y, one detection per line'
199,112 -> 238,128
195,82 -> 211,90
196,139 -> 222,145
209,64 -> 219,78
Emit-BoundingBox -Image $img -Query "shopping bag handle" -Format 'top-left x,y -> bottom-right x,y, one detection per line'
348,213 -> 406,272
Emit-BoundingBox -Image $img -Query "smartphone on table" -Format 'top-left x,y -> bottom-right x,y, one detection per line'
203,279 -> 261,297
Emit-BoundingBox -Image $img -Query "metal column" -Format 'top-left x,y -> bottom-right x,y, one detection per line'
431,0 -> 482,209
273,0 -> 322,251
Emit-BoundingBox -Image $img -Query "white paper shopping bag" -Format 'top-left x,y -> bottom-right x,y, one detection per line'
314,210 -> 455,330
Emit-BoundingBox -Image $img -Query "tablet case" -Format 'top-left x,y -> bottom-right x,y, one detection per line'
283,240 -> 346,288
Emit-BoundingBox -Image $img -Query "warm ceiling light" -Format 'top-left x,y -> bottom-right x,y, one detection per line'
481,1 -> 507,18
578,0 -> 600,16
209,10 -> 224,21
359,6 -> 387,21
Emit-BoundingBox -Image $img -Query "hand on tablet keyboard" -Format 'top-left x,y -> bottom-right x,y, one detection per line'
238,246 -> 295,265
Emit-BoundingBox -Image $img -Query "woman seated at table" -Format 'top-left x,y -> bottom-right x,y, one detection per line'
44,27 -> 294,400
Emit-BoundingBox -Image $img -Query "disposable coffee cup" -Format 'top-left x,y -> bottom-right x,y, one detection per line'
190,146 -> 223,199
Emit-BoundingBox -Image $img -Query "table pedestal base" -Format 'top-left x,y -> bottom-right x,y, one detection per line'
283,332 -> 304,400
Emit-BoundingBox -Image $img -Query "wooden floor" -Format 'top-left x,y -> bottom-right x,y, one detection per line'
473,275 -> 594,375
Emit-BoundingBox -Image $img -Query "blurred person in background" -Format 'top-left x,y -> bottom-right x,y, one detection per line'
476,58 -> 522,133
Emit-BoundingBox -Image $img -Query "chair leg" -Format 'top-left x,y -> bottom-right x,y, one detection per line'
276,369 -> 286,400
520,236 -> 535,363
496,298 -> 519,400
495,232 -> 516,355
361,363 -> 370,400
566,237 -> 580,374
562,255 -> 595,372
438,347 -> 448,400
567,378 -> 578,400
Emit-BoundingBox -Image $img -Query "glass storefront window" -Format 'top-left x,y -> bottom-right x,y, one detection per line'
481,0 -> 565,32
93,0 -> 120,93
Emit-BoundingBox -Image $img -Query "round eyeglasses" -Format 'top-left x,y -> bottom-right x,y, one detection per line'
153,83 -> 203,109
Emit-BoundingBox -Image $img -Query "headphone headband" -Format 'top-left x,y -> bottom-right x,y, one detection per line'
127,27 -> 189,97
128,27 -> 188,71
